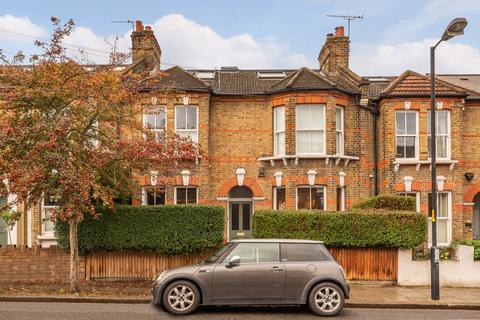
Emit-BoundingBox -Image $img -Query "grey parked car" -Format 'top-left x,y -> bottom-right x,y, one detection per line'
152,239 -> 349,316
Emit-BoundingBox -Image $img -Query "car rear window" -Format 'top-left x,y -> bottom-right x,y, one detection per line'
281,243 -> 333,262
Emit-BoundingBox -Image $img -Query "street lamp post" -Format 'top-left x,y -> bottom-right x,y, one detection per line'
430,17 -> 467,301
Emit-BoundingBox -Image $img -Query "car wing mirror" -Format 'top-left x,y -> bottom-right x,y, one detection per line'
227,255 -> 241,267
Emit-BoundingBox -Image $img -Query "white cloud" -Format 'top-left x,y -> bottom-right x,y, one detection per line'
45,14 -> 310,68
150,14 -> 310,69
350,38 -> 480,75
0,15 -> 47,42
385,0 -> 480,41
63,26 -> 130,64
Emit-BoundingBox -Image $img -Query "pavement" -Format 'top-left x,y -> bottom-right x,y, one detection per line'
0,285 -> 480,310
1,302 -> 480,320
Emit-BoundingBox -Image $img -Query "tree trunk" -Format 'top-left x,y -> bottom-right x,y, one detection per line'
69,218 -> 79,292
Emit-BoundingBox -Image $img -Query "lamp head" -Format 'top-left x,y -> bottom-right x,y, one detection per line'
441,17 -> 468,41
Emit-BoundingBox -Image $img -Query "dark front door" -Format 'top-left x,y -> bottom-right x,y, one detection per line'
229,201 -> 252,240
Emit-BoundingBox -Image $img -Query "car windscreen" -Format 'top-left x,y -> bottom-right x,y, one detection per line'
204,243 -> 233,264
281,243 -> 333,262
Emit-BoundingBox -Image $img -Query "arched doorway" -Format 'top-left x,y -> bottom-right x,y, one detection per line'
474,194 -> 480,240
228,186 -> 253,240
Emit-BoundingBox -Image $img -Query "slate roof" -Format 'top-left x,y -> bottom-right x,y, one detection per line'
381,70 -> 467,97
208,69 -> 294,95
143,63 -> 478,101
267,67 -> 357,94
141,66 -> 360,95
139,66 -> 210,92
364,76 -> 397,99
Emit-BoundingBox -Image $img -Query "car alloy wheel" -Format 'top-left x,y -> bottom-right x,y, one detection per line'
315,286 -> 341,312
308,282 -> 345,316
162,280 -> 200,315
168,285 -> 195,311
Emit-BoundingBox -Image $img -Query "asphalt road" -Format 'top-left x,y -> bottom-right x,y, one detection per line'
0,302 -> 480,320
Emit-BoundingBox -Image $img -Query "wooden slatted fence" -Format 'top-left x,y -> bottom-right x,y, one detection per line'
330,247 -> 398,281
85,247 -> 398,281
86,251 -> 212,280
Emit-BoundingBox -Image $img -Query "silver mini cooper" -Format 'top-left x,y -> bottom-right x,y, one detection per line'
152,239 -> 349,316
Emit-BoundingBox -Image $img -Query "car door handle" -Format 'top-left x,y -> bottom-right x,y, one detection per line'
270,266 -> 284,272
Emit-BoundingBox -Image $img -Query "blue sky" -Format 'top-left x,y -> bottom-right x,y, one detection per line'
0,0 -> 479,75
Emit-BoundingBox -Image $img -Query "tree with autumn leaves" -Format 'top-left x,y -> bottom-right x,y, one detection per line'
0,18 -> 199,291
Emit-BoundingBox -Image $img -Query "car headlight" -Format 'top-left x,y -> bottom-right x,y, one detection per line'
155,271 -> 167,284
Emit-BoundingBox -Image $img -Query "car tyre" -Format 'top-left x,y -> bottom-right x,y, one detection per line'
162,280 -> 200,315
308,282 -> 345,317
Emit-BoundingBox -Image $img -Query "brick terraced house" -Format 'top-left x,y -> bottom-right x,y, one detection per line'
6,21 -> 480,247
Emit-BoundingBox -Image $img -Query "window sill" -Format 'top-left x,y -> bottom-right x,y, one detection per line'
393,159 -> 458,172
37,233 -> 56,240
37,233 -> 58,248
258,154 -> 359,167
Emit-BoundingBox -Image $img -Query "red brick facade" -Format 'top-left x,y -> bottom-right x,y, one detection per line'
11,22 -> 480,246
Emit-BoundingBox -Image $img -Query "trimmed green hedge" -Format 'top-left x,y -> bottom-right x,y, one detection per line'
253,210 -> 426,248
352,195 -> 416,211
55,205 -> 224,255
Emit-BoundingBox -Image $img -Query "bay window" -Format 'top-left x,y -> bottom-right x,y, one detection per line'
143,107 -> 166,142
297,186 -> 326,210
42,194 -> 60,234
174,187 -> 198,204
336,107 -> 344,155
427,110 -> 450,159
336,187 -> 345,211
142,186 -> 166,205
175,105 -> 198,143
296,105 -> 325,155
273,107 -> 285,156
396,192 -> 420,213
395,111 -> 418,159
428,192 -> 451,246
273,187 -> 286,210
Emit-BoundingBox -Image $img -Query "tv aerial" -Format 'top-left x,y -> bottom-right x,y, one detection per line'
326,15 -> 364,37
112,20 -> 135,31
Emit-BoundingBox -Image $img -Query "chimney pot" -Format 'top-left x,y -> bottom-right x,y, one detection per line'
135,20 -> 144,31
335,26 -> 345,37
145,26 -> 152,31
326,33 -> 334,38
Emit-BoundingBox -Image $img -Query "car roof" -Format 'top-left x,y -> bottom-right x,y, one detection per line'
231,239 -> 324,244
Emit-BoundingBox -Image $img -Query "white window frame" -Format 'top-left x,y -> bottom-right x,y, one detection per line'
395,110 -> 419,161
396,191 -> 421,213
296,186 -> 327,210
273,187 -> 286,210
141,186 -> 167,206
273,106 -> 285,156
175,105 -> 198,143
336,107 -> 344,155
143,106 -> 167,142
428,192 -> 452,246
41,195 -> 59,235
427,110 -> 451,160
296,105 -> 326,156
174,186 -> 199,204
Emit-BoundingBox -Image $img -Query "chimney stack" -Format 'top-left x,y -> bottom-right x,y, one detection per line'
131,20 -> 162,72
335,26 -> 344,37
318,26 -> 350,75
